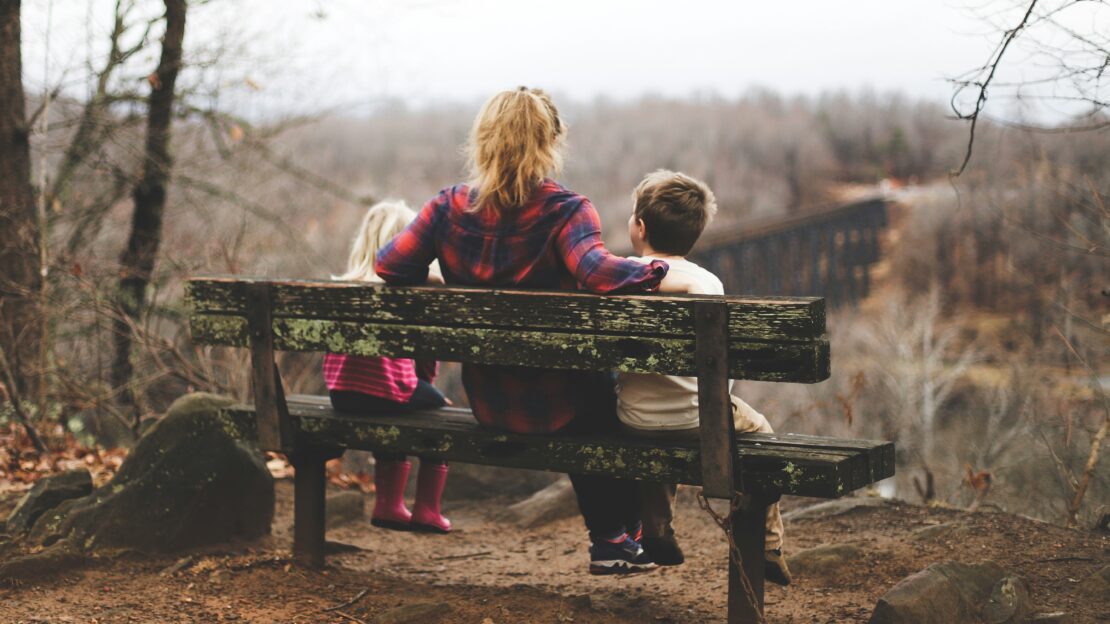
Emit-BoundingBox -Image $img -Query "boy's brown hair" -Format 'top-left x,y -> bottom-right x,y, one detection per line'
632,170 -> 718,256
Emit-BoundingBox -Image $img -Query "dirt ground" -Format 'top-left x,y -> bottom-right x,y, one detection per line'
1,480 -> 1107,623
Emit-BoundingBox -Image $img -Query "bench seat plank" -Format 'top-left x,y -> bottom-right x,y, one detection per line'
190,314 -> 830,382
187,277 -> 826,342
216,396 -> 893,499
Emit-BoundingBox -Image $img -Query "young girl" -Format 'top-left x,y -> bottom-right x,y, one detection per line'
324,200 -> 451,533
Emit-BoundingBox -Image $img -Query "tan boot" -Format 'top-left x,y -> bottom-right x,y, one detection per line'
765,549 -> 792,586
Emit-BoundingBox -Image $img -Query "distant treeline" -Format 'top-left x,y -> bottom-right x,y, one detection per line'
277,91 -> 970,238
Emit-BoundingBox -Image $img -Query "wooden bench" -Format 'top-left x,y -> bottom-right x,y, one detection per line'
186,276 -> 895,623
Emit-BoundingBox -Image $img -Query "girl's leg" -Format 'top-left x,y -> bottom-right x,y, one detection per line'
330,389 -> 443,532
406,380 -> 448,410
411,457 -> 451,533
371,453 -> 413,530
330,391 -> 412,530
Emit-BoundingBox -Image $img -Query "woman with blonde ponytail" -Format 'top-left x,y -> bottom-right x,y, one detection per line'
324,200 -> 451,534
377,88 -> 669,575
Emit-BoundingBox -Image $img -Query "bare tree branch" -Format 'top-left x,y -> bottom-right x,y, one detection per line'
951,0 -> 1041,177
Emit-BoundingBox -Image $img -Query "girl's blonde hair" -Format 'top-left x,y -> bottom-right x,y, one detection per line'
334,200 -> 417,283
466,87 -> 566,213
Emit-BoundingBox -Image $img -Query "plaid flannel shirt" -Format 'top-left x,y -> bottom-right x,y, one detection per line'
376,179 -> 667,433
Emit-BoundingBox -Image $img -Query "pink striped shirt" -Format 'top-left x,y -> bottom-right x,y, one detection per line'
323,354 -> 437,403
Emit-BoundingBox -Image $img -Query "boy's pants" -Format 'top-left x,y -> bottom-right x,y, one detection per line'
623,396 -> 785,552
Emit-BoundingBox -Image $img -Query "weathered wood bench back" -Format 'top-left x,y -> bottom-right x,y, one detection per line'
188,277 -> 830,381
186,276 -> 893,624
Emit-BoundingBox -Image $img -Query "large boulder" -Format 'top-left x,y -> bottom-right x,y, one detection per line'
789,543 -> 864,579
870,561 -> 1030,624
28,393 -> 274,553
5,470 -> 92,534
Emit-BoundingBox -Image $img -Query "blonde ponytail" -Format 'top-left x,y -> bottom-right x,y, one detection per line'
466,87 -> 566,213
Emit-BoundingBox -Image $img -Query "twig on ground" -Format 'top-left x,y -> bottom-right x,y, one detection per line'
226,556 -> 293,571
323,588 -> 370,612
334,611 -> 368,624
160,555 -> 195,577
432,550 -> 493,561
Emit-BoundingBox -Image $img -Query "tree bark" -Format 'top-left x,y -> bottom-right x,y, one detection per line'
0,0 -> 43,402
111,0 -> 186,424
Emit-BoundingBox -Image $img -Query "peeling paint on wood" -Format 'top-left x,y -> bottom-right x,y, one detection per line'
189,314 -> 830,382
186,277 -> 825,342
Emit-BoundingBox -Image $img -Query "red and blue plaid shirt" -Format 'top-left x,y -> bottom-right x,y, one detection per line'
376,179 -> 667,433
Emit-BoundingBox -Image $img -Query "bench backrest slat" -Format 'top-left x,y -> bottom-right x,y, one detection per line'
187,277 -> 831,383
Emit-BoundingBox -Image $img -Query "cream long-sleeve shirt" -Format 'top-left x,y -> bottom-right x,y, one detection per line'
617,256 -> 733,431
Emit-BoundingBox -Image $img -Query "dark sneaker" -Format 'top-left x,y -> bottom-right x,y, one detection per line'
641,535 -> 685,566
765,548 -> 792,586
589,536 -> 658,575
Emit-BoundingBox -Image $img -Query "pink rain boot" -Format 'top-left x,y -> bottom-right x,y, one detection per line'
411,461 -> 451,533
370,458 -> 413,531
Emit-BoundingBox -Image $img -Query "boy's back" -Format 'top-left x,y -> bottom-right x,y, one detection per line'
616,257 -> 730,431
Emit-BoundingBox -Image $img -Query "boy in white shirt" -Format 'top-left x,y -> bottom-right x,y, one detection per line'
618,170 -> 790,585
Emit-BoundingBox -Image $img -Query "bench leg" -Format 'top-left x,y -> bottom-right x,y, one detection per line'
292,449 -> 329,568
728,495 -> 767,624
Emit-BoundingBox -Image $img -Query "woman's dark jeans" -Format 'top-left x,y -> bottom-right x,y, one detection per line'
329,381 -> 448,464
558,372 -> 642,542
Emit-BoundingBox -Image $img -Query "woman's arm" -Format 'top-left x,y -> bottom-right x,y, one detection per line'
556,199 -> 667,294
376,191 -> 446,284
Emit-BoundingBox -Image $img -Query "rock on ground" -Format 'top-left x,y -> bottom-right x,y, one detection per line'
0,536 -> 84,581
27,393 -> 274,554
503,477 -> 579,528
4,470 -> 92,534
870,560 -> 1030,624
788,543 -> 863,578
378,601 -> 452,624
782,497 -> 895,522
911,521 -> 972,543
327,490 -> 365,528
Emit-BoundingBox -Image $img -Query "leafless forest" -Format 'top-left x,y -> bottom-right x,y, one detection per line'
1,0 -> 1107,533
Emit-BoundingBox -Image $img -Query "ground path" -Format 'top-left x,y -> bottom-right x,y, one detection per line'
2,479 -> 1106,623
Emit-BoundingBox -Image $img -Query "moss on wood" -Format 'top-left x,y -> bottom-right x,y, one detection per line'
186,278 -> 826,341
190,314 -> 829,382
219,400 -> 894,499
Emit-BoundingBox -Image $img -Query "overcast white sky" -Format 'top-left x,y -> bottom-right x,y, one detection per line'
20,0 -> 1103,119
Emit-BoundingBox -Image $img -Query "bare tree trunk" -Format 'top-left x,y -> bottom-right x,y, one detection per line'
110,0 -> 186,426
1069,411 -> 1108,527
0,0 -> 43,403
